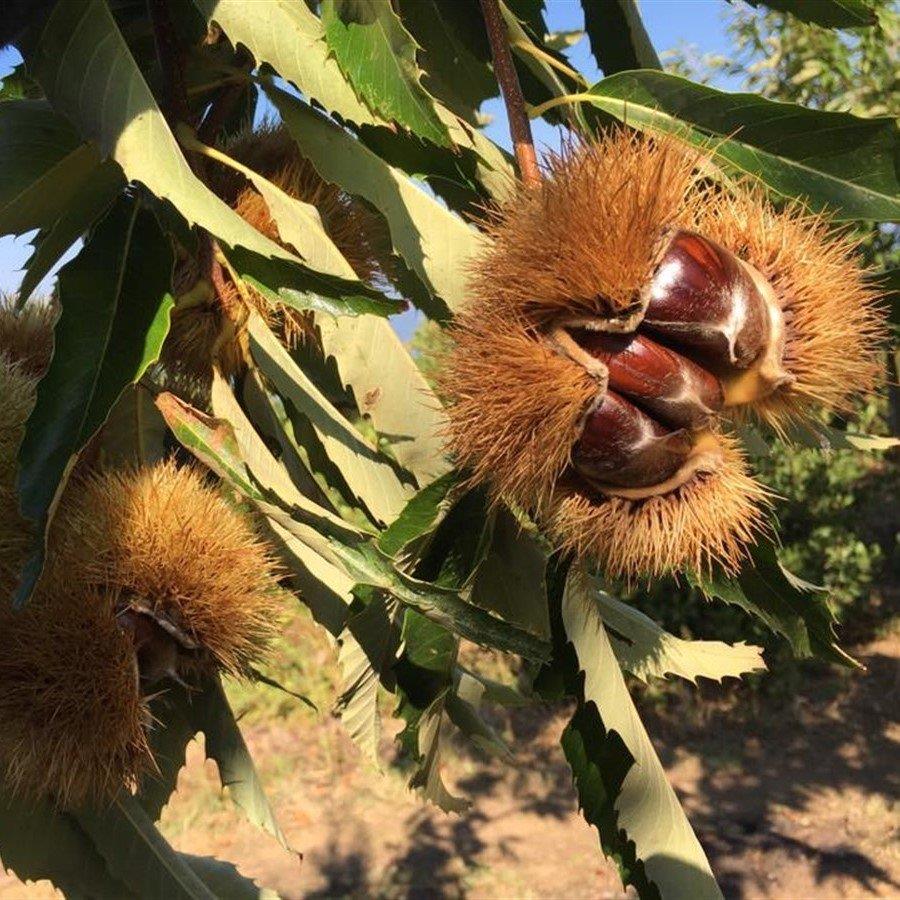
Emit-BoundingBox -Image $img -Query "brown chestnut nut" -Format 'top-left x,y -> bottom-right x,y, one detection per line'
642,230 -> 770,371
572,389 -> 693,489
570,329 -> 724,430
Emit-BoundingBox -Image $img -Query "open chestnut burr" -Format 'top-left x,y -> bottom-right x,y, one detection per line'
440,131 -> 884,580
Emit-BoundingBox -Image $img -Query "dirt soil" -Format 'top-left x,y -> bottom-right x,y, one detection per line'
2,635 -> 898,900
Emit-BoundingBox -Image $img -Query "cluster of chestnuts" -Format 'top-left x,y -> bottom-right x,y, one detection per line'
441,130 -> 884,580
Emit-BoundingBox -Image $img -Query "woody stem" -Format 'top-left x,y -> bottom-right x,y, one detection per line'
479,0 -> 541,188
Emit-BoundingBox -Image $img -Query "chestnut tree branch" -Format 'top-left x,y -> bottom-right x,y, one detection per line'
479,0 -> 542,188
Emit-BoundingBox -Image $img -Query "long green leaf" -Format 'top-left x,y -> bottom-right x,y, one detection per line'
15,195 -> 173,606
695,538 -> 858,667
735,0 -> 878,28
0,791 -> 133,899
76,793 -> 216,900
562,565 -> 722,900
248,313 -> 413,524
187,677 -> 290,850
263,83 -> 488,314
593,590 -> 765,684
565,70 -> 900,221
193,0 -> 378,126
181,854 -> 281,900
396,0 -> 496,125
336,592 -> 400,765
29,0 -> 380,311
317,314 -> 450,487
321,0 -> 450,146
469,509 -> 550,639
0,99 -> 108,236
582,0 -> 661,74
18,159 -> 125,305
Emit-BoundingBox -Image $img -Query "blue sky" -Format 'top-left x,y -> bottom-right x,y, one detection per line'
0,0 -> 739,335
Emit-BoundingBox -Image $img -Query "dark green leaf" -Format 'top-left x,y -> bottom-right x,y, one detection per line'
76,793 -> 215,900
137,684 -> 199,823
0,791 -> 133,899
186,677 -> 290,850
469,508 -> 550,639
583,0 -> 661,74
694,538 -> 859,667
578,70 -> 900,220
734,0 -> 878,28
378,471 -> 457,558
14,195 -> 173,606
321,0 -> 450,146
18,159 -> 125,305
0,99 -> 107,237
396,0 -> 496,124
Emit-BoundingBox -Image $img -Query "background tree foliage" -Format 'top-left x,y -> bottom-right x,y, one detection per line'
0,1 -> 897,898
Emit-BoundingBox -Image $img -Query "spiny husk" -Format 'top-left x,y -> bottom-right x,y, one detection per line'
161,125 -> 394,388
547,435 -> 770,581
48,460 -> 282,676
0,581 -> 151,808
0,296 -> 55,378
689,184 -> 885,428
0,358 -> 36,588
468,131 -> 704,326
437,310 -> 598,510
224,124 -> 393,287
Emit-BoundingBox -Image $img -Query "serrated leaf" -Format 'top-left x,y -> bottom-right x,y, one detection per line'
562,564 -> 722,900
194,0 -> 378,126
14,195 -> 173,607
397,0 -> 496,125
0,99 -> 109,237
187,677 -> 290,851
137,684 -> 199,823
574,70 -> 900,221
734,0 -> 878,28
694,538 -> 857,667
181,854 -> 281,900
18,159 -> 125,305
263,83 -> 488,313
592,587 -> 765,684
583,0 -> 661,75
0,791 -> 134,899
76,793 -> 216,900
378,471 -> 457,558
248,313 -> 414,524
100,384 -> 168,467
469,508 -> 550,639
28,0 -> 379,312
445,687 -> 513,762
322,0 -> 450,146
336,593 -> 400,765
192,137 -> 359,281
317,313 -> 450,487
412,691 -> 470,814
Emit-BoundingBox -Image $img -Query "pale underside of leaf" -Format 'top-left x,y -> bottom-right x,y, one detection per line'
263,83 -> 488,312
562,564 -> 722,900
316,313 -> 450,487
248,313 -> 414,524
593,589 -> 766,684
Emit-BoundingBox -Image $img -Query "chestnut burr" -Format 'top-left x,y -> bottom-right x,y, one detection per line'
571,329 -> 724,429
572,389 -> 692,489
643,230 -> 770,371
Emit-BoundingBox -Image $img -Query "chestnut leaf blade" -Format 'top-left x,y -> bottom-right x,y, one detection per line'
579,70 -> 900,221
